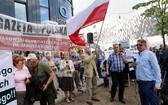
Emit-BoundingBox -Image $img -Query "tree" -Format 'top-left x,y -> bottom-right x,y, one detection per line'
132,0 -> 168,47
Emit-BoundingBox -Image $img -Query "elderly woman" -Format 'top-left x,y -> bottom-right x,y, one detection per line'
45,54 -> 59,92
46,54 -> 56,71
12,54 -> 31,105
59,52 -> 75,103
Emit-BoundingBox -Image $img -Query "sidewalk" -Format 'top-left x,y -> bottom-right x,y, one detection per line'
34,79 -> 104,105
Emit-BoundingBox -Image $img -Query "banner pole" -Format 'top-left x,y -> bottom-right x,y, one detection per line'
96,0 -> 110,49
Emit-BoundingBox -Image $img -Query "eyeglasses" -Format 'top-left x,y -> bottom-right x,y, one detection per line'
136,44 -> 143,47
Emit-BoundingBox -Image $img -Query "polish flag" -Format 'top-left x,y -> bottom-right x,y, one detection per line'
66,0 -> 109,46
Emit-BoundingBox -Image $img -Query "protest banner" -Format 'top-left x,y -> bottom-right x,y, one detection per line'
0,50 -> 17,105
0,13 -> 71,105
0,13 -> 69,52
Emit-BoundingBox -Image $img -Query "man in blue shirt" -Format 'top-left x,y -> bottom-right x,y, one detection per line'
53,52 -> 61,88
106,44 -> 128,104
96,49 -> 105,78
135,39 -> 161,105
53,52 -> 61,71
69,50 -> 83,92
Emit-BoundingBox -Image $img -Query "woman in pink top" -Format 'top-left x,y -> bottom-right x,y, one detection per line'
13,54 -> 31,105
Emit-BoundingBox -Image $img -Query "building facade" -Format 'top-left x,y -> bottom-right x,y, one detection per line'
0,0 -> 73,24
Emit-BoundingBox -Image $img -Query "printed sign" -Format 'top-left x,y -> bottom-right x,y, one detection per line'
0,50 -> 17,105
0,13 -> 70,51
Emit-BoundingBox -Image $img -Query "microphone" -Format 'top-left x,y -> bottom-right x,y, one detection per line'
66,61 -> 70,70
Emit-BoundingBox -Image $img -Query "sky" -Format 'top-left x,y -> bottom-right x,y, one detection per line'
72,0 -> 150,49
73,0 -> 149,15
73,0 -> 149,30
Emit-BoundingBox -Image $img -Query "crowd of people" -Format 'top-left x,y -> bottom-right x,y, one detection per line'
12,40 -> 168,105
12,46 -> 101,105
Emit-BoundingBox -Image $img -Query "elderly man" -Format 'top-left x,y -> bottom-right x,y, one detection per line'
79,48 -> 100,105
69,50 -> 83,92
53,52 -> 61,71
135,39 -> 161,105
26,53 -> 56,105
106,44 -> 128,104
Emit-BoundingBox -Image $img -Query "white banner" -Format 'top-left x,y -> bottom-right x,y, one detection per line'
0,13 -> 70,51
0,50 -> 17,105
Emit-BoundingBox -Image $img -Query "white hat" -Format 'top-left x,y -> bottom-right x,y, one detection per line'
25,53 -> 37,60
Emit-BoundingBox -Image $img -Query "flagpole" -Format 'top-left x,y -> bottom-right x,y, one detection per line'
96,0 -> 110,49
96,20 -> 105,47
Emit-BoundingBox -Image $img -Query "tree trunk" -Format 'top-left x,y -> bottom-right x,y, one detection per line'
161,29 -> 166,48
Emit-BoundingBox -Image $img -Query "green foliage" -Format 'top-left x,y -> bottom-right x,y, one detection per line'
132,0 -> 168,46
132,0 -> 157,10
132,0 -> 168,34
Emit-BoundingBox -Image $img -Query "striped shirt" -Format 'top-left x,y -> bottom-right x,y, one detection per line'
108,52 -> 125,72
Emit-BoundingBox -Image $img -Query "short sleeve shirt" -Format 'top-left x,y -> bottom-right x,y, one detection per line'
37,62 -> 52,82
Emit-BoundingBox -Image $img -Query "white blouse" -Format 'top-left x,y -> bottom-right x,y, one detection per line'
59,60 -> 75,77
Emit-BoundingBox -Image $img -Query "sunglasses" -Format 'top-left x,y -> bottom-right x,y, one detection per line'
136,44 -> 143,47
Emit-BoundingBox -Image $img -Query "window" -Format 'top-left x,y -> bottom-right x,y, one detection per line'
14,2 -> 27,21
39,0 -> 48,7
40,7 -> 49,23
19,0 -> 26,2
15,0 -> 26,2
68,0 -> 72,4
39,0 -> 49,23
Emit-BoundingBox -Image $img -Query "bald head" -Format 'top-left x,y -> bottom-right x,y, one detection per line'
70,50 -> 77,56
84,46 -> 91,52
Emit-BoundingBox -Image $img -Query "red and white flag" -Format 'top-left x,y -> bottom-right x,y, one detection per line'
66,0 -> 109,46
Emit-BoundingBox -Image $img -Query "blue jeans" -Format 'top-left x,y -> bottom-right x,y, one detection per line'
138,81 -> 159,105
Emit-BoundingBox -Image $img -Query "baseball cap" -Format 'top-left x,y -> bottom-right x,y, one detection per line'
25,53 -> 37,60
